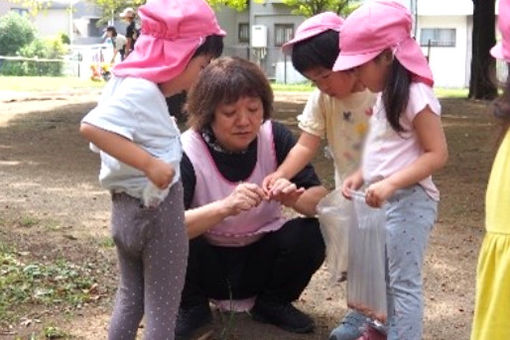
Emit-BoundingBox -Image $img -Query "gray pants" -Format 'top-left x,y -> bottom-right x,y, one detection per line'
108,182 -> 188,340
385,185 -> 437,340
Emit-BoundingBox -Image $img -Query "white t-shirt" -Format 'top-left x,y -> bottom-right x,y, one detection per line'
113,34 -> 127,50
297,88 -> 376,188
362,82 -> 441,200
81,76 -> 182,199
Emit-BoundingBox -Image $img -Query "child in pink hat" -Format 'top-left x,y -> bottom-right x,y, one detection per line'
334,1 -> 448,339
262,11 -> 376,340
471,1 -> 510,339
79,0 -> 225,338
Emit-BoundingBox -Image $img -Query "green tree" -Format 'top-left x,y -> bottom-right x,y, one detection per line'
0,11 -> 36,56
282,0 -> 360,17
91,0 -> 253,25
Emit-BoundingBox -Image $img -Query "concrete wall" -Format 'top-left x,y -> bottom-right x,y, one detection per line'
418,15 -> 470,88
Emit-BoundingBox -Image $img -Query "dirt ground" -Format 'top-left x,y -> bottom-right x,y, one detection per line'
0,91 -> 495,339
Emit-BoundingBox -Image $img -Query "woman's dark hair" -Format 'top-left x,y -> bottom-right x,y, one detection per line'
106,26 -> 117,37
186,56 -> 273,131
380,52 -> 411,132
192,35 -> 224,59
291,30 -> 339,73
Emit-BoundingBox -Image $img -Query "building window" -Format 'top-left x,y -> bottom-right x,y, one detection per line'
420,28 -> 456,47
10,8 -> 28,16
239,23 -> 249,43
274,24 -> 294,47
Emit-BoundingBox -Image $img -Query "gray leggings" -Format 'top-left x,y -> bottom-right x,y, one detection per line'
385,185 -> 437,340
108,182 -> 188,340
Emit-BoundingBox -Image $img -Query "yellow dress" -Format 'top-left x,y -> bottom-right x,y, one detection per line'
471,128 -> 510,340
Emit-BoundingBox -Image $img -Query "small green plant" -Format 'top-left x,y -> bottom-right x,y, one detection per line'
43,325 -> 69,339
99,236 -> 115,248
20,216 -> 39,228
0,250 -> 98,322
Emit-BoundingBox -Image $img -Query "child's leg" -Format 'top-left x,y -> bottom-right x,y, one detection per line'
109,194 -> 146,340
384,186 -> 437,340
143,182 -> 188,340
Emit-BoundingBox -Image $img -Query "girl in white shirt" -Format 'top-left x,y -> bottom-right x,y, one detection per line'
79,0 -> 225,338
335,2 -> 448,339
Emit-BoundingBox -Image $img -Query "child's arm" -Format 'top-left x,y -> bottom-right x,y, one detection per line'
262,131 -> 321,192
365,107 -> 448,207
80,123 -> 175,189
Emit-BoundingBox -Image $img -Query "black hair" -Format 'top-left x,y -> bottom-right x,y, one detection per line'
106,26 -> 117,37
192,35 -> 224,59
291,30 -> 339,73
381,55 -> 411,132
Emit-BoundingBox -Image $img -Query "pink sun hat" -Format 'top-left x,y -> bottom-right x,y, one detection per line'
113,0 -> 226,84
333,0 -> 433,86
281,12 -> 343,54
491,0 -> 510,61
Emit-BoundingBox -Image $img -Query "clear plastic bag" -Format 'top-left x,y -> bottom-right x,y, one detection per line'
347,191 -> 387,323
316,188 -> 352,282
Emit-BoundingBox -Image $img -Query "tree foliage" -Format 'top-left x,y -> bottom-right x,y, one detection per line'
0,11 -> 36,56
282,0 -> 360,17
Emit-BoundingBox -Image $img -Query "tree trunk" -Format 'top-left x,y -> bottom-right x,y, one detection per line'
469,0 -> 497,99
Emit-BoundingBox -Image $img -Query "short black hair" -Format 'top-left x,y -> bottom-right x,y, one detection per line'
106,26 -> 117,36
192,35 -> 224,59
291,29 -> 340,73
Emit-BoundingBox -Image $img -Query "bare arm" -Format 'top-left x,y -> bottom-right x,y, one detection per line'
289,185 -> 328,216
80,123 -> 174,188
365,108 -> 448,207
262,131 -> 321,191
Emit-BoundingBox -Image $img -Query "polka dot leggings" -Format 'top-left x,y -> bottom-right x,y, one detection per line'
108,182 -> 188,340
384,185 -> 437,340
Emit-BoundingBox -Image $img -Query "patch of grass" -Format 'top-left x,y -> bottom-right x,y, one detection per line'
99,236 -> 115,249
435,87 -> 468,98
0,76 -> 105,92
271,82 -> 313,92
19,216 -> 40,228
0,249 -> 98,324
43,324 -> 71,339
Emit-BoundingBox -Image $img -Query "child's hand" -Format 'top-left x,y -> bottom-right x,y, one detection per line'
145,157 -> 175,189
342,170 -> 364,199
222,182 -> 266,216
262,170 -> 285,195
268,178 -> 305,206
365,179 -> 397,208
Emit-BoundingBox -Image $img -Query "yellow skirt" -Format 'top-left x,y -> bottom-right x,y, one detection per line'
471,232 -> 510,340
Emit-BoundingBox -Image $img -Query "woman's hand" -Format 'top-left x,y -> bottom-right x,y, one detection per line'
144,157 -> 175,189
267,178 -> 305,207
222,182 -> 266,216
262,170 -> 285,195
365,179 -> 397,208
342,169 -> 364,199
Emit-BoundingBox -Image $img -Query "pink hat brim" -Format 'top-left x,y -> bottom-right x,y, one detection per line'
333,50 -> 381,71
490,43 -> 504,60
282,27 -> 340,54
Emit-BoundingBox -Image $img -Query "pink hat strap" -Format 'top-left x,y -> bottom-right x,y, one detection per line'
393,36 -> 434,87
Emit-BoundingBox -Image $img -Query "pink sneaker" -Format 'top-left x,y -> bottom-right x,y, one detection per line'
356,326 -> 386,340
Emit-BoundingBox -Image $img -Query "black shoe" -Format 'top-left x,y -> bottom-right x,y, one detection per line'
175,303 -> 212,339
250,299 -> 314,333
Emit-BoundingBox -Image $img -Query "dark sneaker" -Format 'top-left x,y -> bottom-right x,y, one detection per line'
329,310 -> 368,340
175,303 -> 212,339
250,299 -> 314,333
